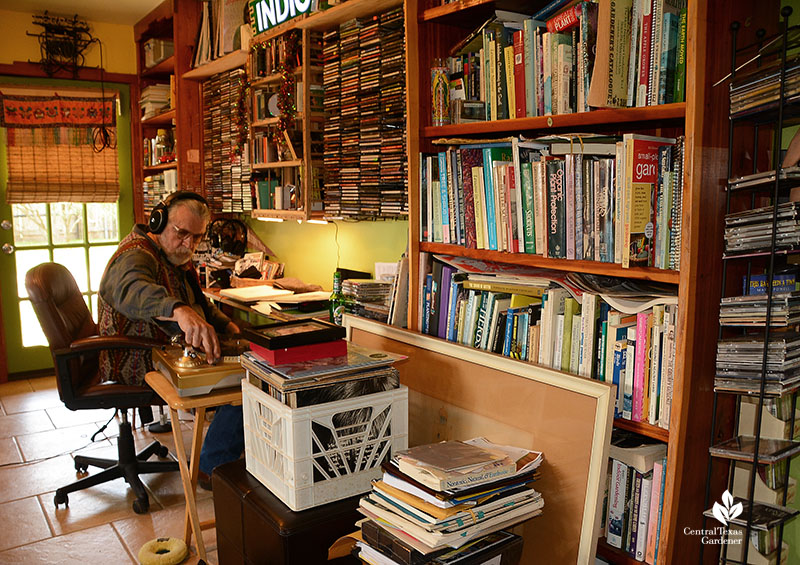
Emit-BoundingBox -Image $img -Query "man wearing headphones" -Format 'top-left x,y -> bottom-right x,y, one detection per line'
98,191 -> 243,489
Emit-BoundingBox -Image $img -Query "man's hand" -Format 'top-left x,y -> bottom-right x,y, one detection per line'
172,305 -> 221,363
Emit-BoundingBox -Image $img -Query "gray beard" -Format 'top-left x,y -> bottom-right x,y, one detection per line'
166,248 -> 193,266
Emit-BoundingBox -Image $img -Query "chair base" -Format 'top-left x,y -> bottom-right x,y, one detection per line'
54,420 -> 180,514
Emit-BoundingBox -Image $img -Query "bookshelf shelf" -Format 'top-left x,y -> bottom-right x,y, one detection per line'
183,48 -> 248,80
251,66 -> 321,87
596,538 -> 642,565
614,418 -> 670,443
141,108 -> 176,126
418,242 -> 681,284
422,103 -> 686,137
251,160 -> 304,170
143,162 -> 177,174
250,208 -> 312,220
298,0 -> 404,30
141,55 -> 175,77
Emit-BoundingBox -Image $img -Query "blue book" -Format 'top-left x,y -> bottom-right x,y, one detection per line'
744,273 -> 796,295
659,12 -> 680,105
423,273 -> 433,335
438,265 -> 457,339
612,341 -> 627,418
532,0 -> 573,20
438,152 -> 451,244
482,144 -> 513,251
446,279 -> 462,342
473,291 -> 493,350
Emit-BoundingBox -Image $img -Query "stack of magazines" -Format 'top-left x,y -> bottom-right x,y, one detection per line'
352,438 -> 544,563
723,202 -> 800,257
715,333 -> 800,395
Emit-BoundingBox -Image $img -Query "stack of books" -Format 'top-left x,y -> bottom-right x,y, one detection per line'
241,320 -> 403,409
352,438 -> 544,563
139,84 -> 170,119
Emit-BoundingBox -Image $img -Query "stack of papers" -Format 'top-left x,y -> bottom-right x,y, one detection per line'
218,285 -> 293,303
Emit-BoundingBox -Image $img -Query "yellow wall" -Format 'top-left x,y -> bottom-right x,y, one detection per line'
0,9 -> 136,75
248,219 -> 409,288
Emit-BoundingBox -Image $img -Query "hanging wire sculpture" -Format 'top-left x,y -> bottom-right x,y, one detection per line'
27,12 -> 94,78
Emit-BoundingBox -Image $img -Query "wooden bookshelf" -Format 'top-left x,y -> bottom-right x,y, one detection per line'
596,539 -> 642,565
403,0 -> 768,563
143,162 -> 177,175
141,55 -> 175,77
141,108 -> 176,126
298,0 -> 404,30
183,48 -> 248,80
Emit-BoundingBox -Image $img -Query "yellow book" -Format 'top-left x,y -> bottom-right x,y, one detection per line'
504,45 -> 516,120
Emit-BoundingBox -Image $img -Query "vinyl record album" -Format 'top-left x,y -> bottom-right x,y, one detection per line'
268,93 -> 280,117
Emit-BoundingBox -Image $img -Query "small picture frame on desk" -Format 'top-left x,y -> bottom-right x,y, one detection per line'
243,319 -> 345,350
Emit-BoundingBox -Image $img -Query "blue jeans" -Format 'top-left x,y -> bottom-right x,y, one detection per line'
199,404 -> 244,475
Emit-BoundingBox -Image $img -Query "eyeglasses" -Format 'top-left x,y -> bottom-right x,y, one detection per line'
171,224 -> 206,244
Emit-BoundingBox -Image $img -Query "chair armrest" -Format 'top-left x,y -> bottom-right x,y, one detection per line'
54,335 -> 163,357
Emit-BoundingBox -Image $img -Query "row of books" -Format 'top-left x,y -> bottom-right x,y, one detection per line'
352,438 -> 543,562
202,68 -> 252,213
420,134 -> 684,270
250,30 -> 319,78
604,431 -> 668,563
441,0 -> 687,122
421,258 -> 678,429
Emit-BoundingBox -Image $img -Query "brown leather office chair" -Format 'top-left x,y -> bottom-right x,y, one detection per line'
25,262 -> 179,514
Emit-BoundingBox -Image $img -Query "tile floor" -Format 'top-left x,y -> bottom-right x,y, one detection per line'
0,375 -> 218,564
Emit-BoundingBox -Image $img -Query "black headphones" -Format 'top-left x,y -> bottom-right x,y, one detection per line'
148,191 -> 209,235
208,218 -> 248,256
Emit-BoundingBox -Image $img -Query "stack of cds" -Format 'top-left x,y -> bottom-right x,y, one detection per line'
203,68 -> 252,213
719,293 -> 800,327
339,18 -> 362,217
343,279 -> 393,322
379,7 -> 407,217
715,333 -> 800,395
322,29 -> 341,215
730,56 -> 800,117
724,202 -> 800,257
358,15 -> 382,216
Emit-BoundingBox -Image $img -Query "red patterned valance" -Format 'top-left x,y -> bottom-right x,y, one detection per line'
0,94 -> 115,128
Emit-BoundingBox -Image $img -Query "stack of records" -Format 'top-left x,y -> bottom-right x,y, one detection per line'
353,438 -> 543,562
718,293 -> 800,327
343,279 -> 393,322
203,68 -> 252,213
241,327 -> 403,409
723,202 -> 800,257
379,7 -> 408,218
715,332 -> 800,395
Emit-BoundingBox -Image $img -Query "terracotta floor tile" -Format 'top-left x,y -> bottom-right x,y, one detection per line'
0,497 -> 52,551
45,405 -> 115,429
0,411 -> 55,439
16,423 -> 105,462
0,455 -> 85,504
113,497 -> 216,561
28,375 -> 57,391
0,437 -> 22,466
0,380 -> 34,396
1,387 -> 62,415
38,474 -> 166,536
0,524 -> 135,564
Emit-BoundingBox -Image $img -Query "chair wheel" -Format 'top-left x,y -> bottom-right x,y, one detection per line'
157,445 -> 169,458
74,461 -> 87,473
54,491 -> 68,508
132,497 -> 149,514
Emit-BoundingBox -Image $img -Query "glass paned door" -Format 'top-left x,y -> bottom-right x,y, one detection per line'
4,202 -> 120,370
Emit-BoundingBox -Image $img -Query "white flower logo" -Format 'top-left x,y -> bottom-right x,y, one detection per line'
712,490 -> 743,526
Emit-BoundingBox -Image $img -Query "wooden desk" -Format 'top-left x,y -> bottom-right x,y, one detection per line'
145,371 -> 242,562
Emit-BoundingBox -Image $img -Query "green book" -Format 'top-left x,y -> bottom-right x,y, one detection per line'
673,8 -> 688,103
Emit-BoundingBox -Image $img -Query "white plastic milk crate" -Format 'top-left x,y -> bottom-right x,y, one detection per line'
241,378 -> 408,511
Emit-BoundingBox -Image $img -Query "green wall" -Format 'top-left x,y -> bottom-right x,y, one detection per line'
246,218 -> 408,287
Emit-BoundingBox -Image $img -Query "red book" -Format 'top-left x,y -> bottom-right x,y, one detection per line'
249,339 -> 347,365
637,0 -> 654,107
513,30 -> 527,120
546,3 -> 581,33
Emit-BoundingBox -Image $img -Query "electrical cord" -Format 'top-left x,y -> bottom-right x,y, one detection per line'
90,37 -> 117,153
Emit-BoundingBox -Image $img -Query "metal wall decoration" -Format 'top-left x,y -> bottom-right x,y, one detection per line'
27,12 -> 94,78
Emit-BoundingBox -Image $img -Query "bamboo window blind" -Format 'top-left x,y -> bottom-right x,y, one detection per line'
1,87 -> 119,204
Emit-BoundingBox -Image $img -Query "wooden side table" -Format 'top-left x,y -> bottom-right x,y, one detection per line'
145,371 -> 242,562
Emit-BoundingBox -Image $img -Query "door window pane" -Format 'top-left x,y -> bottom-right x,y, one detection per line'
51,203 -> 85,245
11,204 -> 48,247
87,203 -> 119,242
53,247 -> 88,293
89,245 -> 116,291
15,249 -> 50,298
20,299 -> 48,347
